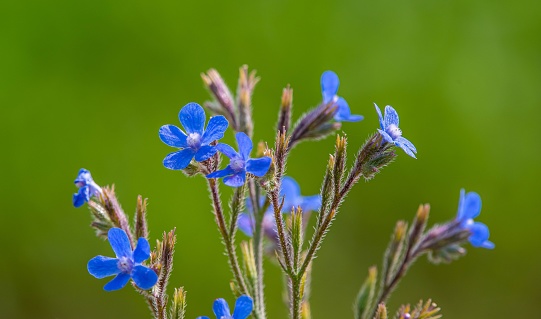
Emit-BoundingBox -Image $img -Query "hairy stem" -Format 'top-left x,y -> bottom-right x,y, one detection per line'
207,179 -> 249,294
249,179 -> 267,319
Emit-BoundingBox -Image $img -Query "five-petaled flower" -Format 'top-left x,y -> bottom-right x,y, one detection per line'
73,168 -> 102,208
321,70 -> 364,122
455,189 -> 494,249
196,295 -> 253,319
207,132 -> 271,187
87,228 -> 158,291
238,177 -> 321,239
374,103 -> 417,158
159,102 -> 229,170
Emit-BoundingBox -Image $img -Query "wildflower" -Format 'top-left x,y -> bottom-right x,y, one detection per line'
87,228 -> 158,291
321,71 -> 363,122
207,132 -> 271,187
73,168 -> 102,208
455,189 -> 494,249
374,103 -> 417,158
196,295 -> 253,319
159,102 -> 228,170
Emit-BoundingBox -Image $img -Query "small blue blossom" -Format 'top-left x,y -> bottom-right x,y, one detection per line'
321,71 -> 363,122
374,103 -> 417,158
87,228 -> 158,291
196,295 -> 253,319
207,132 -> 271,187
455,189 -> 494,249
238,177 -> 321,238
159,102 -> 229,170
73,168 -> 102,208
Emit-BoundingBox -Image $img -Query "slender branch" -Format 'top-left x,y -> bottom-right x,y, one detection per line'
207,178 -> 249,294
269,189 -> 293,273
249,179 -> 267,319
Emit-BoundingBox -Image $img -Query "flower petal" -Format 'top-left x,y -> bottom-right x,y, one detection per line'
334,98 -> 363,122
321,71 -> 339,103
236,132 -> 253,160
468,222 -> 493,249
131,265 -> 158,289
159,125 -> 188,148
395,136 -> 417,153
213,298 -> 231,318
207,166 -> 235,179
378,129 -> 395,144
103,273 -> 131,291
195,145 -> 217,162
74,168 -> 92,186
163,149 -> 195,170
280,176 -> 301,209
133,238 -> 151,263
216,143 -> 239,159
196,317 -> 211,319
224,171 -> 246,187
301,195 -> 322,212
108,228 -> 132,259
87,256 -> 120,279
73,186 -> 90,208
372,104 -> 384,130
238,213 -> 255,237
179,102 -> 206,135
232,295 -> 254,319
463,191 -> 482,220
383,105 -> 399,128
201,115 -> 228,145
394,140 -> 417,158
246,157 -> 271,177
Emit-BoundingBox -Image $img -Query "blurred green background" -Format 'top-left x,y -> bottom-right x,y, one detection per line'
2,0 -> 540,318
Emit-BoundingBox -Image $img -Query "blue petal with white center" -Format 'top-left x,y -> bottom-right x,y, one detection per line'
207,132 -> 271,188
455,189 -> 494,249
197,295 -> 253,319
87,228 -> 158,291
374,103 -> 417,158
159,102 -> 229,170
320,71 -> 363,122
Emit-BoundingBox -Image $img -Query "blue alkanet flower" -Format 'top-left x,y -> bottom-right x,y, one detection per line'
159,102 -> 229,170
196,295 -> 253,319
87,228 -> 158,291
73,168 -> 102,208
321,70 -> 363,122
455,189 -> 495,249
207,132 -> 271,187
238,177 -> 321,238
374,103 -> 417,158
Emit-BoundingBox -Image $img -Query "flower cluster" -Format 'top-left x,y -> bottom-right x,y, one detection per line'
72,67 -> 494,319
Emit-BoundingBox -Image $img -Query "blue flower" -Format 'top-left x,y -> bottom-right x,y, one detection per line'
159,102 -> 229,170
87,228 -> 158,291
374,103 -> 417,158
455,189 -> 494,249
196,295 -> 253,319
207,132 -> 271,187
73,168 -> 102,208
238,177 -> 321,238
321,71 -> 363,122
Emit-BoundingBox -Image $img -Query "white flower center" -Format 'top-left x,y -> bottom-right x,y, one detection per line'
230,157 -> 245,171
118,256 -> 133,273
386,124 -> 402,139
186,133 -> 201,149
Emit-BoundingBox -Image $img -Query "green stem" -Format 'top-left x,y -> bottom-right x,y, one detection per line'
250,180 -> 267,319
207,179 -> 249,294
